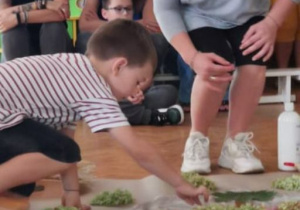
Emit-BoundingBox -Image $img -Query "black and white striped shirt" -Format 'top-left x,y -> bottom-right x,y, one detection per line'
0,53 -> 129,132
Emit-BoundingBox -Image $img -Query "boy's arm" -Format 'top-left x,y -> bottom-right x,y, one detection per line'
107,126 -> 209,205
241,0 -> 297,61
78,0 -> 106,33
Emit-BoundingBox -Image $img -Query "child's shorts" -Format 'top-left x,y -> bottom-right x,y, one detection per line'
189,16 -> 265,67
0,119 -> 81,197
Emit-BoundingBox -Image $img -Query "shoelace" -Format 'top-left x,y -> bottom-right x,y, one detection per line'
184,137 -> 209,160
234,132 -> 260,157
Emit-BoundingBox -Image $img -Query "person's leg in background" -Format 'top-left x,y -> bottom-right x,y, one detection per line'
271,0 -> 297,68
294,5 -> 300,76
40,22 -> 74,54
75,32 -> 92,54
2,25 -> 31,61
150,33 -> 170,73
177,54 -> 195,112
120,84 -> 184,126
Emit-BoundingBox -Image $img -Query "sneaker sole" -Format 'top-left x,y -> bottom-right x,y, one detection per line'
169,104 -> 184,124
218,155 -> 264,174
181,165 -> 211,174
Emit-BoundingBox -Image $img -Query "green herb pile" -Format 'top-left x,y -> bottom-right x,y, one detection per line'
43,207 -> 79,210
272,175 -> 300,191
278,201 -> 300,210
90,189 -> 134,206
182,172 -> 217,191
213,190 -> 276,203
193,203 -> 265,210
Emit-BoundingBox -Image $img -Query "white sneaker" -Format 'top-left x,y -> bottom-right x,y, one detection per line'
218,132 -> 264,173
181,132 -> 211,173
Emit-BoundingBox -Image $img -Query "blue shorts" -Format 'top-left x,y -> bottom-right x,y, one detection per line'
0,119 -> 81,196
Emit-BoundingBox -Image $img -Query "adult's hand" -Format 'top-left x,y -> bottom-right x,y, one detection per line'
47,0 -> 70,19
0,12 -> 18,33
240,16 -> 278,62
137,19 -> 161,33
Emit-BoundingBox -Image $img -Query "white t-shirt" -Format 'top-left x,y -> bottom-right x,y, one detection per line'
0,53 -> 129,132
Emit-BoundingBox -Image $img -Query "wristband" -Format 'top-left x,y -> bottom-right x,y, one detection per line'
15,12 -> 21,25
189,51 -> 199,70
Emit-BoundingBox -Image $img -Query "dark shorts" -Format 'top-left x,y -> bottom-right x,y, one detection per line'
189,16 -> 266,66
0,119 -> 81,197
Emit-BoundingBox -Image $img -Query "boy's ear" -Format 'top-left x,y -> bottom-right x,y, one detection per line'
101,9 -> 108,20
112,57 -> 128,76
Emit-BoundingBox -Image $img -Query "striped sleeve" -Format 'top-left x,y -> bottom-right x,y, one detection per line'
71,98 -> 129,133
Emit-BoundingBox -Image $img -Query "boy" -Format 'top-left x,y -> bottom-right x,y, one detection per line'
0,19 -> 208,208
77,0 -> 184,127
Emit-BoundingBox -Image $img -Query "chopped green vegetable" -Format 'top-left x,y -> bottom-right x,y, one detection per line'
193,203 -> 265,210
272,175 -> 300,191
278,201 -> 300,210
213,190 -> 276,203
90,189 -> 134,206
181,172 -> 217,191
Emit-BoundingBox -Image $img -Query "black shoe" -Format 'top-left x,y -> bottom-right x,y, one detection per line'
150,105 -> 184,126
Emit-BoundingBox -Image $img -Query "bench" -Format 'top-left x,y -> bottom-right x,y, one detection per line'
154,68 -> 300,104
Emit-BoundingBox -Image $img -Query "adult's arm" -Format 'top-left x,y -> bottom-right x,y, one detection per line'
78,0 -> 106,33
241,0 -> 298,61
153,0 -> 234,86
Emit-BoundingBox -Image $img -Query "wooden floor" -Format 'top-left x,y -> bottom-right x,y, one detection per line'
2,79 -> 300,209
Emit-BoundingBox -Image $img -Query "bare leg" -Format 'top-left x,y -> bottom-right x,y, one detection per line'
0,153 -> 71,193
294,41 -> 300,67
227,65 -> 266,137
274,42 -> 294,68
190,75 -> 229,135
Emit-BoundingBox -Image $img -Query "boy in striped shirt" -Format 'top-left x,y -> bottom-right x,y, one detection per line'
0,19 -> 209,208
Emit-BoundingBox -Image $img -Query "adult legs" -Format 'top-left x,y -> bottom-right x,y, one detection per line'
2,25 -> 31,61
75,32 -> 92,54
40,22 -> 74,54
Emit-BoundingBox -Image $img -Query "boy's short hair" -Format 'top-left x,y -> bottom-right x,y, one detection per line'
86,19 -> 157,68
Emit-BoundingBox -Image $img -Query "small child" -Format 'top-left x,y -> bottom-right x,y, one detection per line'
0,19 -> 208,208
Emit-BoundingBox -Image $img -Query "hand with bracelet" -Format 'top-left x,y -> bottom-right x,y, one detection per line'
240,15 -> 279,62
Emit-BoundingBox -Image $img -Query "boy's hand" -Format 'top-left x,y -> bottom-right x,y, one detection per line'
191,52 -> 234,92
175,183 -> 209,205
61,191 -> 91,210
240,16 -> 278,62
127,89 -> 145,104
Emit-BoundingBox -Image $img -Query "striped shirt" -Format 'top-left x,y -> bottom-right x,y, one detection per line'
0,53 -> 129,132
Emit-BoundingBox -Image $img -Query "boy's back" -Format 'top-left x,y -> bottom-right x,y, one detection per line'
0,53 -> 128,132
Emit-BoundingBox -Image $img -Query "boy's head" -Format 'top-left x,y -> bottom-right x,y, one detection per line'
86,19 -> 157,100
101,0 -> 133,21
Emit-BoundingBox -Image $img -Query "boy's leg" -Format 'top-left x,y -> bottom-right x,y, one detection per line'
0,153 -> 72,193
0,119 -> 81,196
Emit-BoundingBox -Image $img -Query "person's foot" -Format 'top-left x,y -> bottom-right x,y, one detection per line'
150,104 -> 184,126
181,132 -> 211,174
218,132 -> 264,173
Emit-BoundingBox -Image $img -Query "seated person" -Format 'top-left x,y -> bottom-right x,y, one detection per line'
0,0 -> 73,61
77,0 -> 184,126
